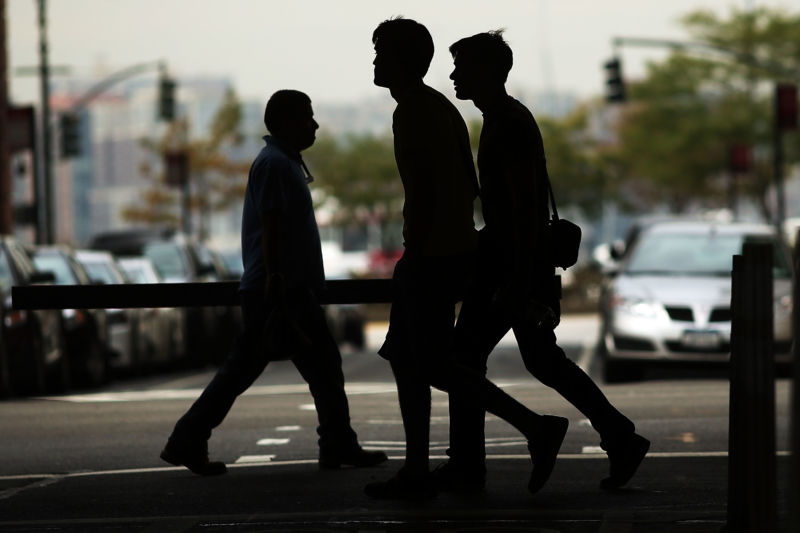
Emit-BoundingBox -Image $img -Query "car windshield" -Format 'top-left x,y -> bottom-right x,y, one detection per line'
144,242 -> 189,280
33,254 -> 78,285
0,249 -> 13,292
625,231 -> 792,278
83,261 -> 124,284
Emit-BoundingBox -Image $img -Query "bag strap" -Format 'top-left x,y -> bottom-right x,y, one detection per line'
544,172 -> 559,222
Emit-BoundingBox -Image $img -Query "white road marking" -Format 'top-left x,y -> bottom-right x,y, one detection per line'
0,475 -> 63,501
582,446 -> 605,454
235,455 -> 276,464
257,438 -> 290,446
0,451 -> 789,485
298,403 -> 315,411
579,418 -> 593,427
36,382 -> 530,404
275,425 -> 301,432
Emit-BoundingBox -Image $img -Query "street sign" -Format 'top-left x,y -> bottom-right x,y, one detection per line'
165,151 -> 189,186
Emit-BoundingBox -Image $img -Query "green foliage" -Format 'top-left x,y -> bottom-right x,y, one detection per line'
613,6 -> 800,217
304,133 -> 404,224
123,88 -> 250,235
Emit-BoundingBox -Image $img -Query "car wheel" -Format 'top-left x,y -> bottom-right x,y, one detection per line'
343,313 -> 366,350
81,339 -> 109,387
0,337 -> 11,398
597,337 -> 642,383
14,326 -> 47,395
602,357 -> 643,383
46,333 -> 71,393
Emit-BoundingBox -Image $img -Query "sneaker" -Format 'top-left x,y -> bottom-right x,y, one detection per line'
364,468 -> 437,501
318,446 -> 388,469
527,415 -> 569,494
160,439 -> 227,476
600,433 -> 650,489
432,460 -> 486,492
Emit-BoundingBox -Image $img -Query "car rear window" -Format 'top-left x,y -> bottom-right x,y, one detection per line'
144,242 -> 189,280
33,254 -> 78,285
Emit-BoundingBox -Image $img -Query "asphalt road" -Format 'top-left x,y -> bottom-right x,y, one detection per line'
0,314 -> 795,532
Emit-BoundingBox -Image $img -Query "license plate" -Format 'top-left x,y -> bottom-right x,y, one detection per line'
681,330 -> 721,350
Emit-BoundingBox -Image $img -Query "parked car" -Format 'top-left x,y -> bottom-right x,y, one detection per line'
32,246 -> 113,387
117,256 -> 185,370
0,236 -> 69,395
75,250 -> 144,375
89,228 -> 230,366
597,220 -> 793,382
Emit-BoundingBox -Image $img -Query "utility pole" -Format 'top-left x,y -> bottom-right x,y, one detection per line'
0,0 -> 10,235
37,0 -> 52,244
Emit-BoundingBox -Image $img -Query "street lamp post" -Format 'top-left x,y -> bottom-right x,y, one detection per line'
36,0 -> 52,244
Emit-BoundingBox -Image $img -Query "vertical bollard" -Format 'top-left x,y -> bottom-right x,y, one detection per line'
790,230 -> 800,532
727,242 -> 777,532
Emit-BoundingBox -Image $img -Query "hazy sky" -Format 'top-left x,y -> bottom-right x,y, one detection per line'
7,0 -> 797,107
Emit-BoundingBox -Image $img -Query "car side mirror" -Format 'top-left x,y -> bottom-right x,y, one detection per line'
196,264 -> 217,277
29,271 -> 56,284
609,240 -> 626,261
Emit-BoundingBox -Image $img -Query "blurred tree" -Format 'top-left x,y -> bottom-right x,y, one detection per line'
613,6 -> 800,218
304,132 -> 404,226
122,88 -> 251,237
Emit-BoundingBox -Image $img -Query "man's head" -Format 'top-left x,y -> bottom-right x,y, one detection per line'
449,31 -> 512,101
264,90 -> 319,152
372,17 -> 434,89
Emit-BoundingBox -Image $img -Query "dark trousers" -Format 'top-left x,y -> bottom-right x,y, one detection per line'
380,254 -> 539,472
448,242 -> 635,465
170,288 -> 358,452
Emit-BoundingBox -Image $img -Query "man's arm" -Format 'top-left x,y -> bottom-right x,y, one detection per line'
261,208 -> 286,298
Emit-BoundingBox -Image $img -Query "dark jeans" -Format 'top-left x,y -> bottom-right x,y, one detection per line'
448,239 -> 636,465
170,288 -> 358,452
380,254 -> 539,472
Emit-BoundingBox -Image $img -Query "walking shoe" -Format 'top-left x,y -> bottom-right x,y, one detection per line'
364,468 -> 437,500
160,439 -> 227,476
600,432 -> 650,489
318,446 -> 388,469
432,460 -> 486,492
527,415 -> 569,494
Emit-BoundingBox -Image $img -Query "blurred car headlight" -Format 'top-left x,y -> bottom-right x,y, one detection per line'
611,295 -> 662,319
3,309 -> 27,328
62,308 -> 87,326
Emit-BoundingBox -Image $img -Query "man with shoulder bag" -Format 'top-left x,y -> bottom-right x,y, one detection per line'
437,31 -> 649,493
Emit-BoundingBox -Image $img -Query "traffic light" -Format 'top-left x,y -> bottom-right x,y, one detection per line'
158,74 -> 176,121
730,143 -> 752,173
776,83 -> 797,131
59,112 -> 81,158
604,57 -> 626,103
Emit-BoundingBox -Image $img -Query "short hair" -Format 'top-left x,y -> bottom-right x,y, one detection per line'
372,17 -> 434,79
449,30 -> 513,83
263,90 -> 311,134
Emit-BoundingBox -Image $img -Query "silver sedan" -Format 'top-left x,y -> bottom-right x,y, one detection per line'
598,220 -> 793,382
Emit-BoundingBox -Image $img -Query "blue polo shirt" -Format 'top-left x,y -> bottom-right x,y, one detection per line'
239,136 -> 325,294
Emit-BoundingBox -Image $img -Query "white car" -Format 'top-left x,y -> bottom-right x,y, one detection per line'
598,220 -> 793,382
117,257 -> 185,369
